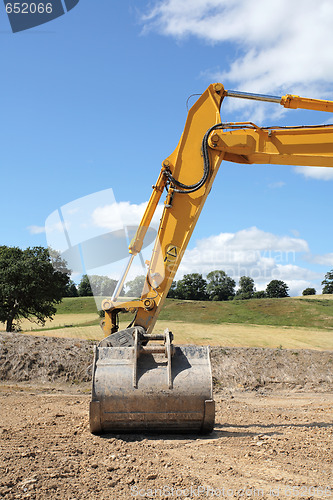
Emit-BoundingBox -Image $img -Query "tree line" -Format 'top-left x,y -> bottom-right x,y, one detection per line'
167,272 -> 288,300
1,244 -> 333,332
65,272 -> 289,300
68,269 -> 333,300
167,270 -> 333,300
64,274 -> 119,298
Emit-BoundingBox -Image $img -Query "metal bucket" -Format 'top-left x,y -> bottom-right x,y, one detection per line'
89,330 -> 214,434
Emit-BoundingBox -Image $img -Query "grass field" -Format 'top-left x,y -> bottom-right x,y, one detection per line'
9,295 -> 332,350
160,296 -> 333,329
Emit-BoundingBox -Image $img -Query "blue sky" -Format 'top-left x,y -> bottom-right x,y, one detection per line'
1,0 -> 333,296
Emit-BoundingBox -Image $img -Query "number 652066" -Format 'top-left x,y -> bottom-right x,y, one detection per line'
6,3 -> 53,14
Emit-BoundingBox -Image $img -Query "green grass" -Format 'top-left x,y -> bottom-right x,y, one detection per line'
20,296 -> 333,349
159,297 -> 333,330
55,296 -> 333,331
28,318 -> 101,332
55,297 -> 99,315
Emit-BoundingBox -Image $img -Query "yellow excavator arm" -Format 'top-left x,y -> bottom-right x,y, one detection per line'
90,83 -> 333,435
101,83 -> 333,337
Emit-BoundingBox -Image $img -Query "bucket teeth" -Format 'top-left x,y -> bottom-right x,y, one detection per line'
90,329 -> 215,434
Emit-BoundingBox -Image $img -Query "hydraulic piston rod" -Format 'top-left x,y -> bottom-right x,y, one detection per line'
226,89 -> 281,104
225,87 -> 333,112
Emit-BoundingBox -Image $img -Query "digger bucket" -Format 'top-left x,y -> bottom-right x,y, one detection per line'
89,329 -> 214,434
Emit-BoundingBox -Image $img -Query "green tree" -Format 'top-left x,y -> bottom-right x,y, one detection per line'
64,280 -> 78,297
302,287 -> 316,296
48,247 -> 70,275
0,246 -> 70,332
167,281 -> 177,298
102,276 -> 118,296
175,273 -> 208,300
206,270 -> 235,301
78,275 -> 118,296
235,276 -> 256,300
78,274 -> 93,296
266,280 -> 289,298
322,269 -> 333,294
253,290 -> 267,299
126,275 -> 146,297
91,275 -> 118,296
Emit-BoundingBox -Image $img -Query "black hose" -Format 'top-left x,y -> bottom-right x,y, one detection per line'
164,123 -> 223,194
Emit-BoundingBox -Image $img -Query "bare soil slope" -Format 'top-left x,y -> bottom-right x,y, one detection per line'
0,333 -> 332,499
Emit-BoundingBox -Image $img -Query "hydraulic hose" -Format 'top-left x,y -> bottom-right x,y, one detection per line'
164,123 -> 223,194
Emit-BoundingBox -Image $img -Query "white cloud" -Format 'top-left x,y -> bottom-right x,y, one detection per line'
27,225 -> 45,234
173,226 -> 319,295
273,264 -> 318,282
28,221 -> 71,235
85,224 -> 318,296
279,280 -> 315,298
177,227 -> 310,270
306,253 -> 333,267
91,201 -> 164,231
44,189 -> 163,253
42,194 -> 327,296
268,181 -> 285,189
143,0 -> 333,99
200,227 -> 308,253
293,166 -> 333,181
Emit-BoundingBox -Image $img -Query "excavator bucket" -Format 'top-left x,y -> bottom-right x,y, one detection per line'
89,329 -> 214,434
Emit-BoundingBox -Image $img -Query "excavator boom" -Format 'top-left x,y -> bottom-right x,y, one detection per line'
90,83 -> 333,434
209,122 -> 333,166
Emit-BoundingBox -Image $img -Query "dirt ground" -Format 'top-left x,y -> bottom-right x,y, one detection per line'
0,333 -> 332,500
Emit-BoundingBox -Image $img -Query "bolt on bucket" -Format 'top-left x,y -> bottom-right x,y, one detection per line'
89,328 -> 215,434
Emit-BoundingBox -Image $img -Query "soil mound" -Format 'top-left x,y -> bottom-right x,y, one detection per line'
1,333 -> 332,391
